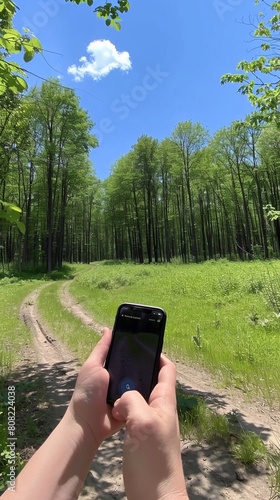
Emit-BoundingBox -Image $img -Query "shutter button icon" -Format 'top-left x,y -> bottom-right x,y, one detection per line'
120,378 -> 136,394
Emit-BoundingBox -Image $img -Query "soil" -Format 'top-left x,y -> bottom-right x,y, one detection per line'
15,280 -> 280,499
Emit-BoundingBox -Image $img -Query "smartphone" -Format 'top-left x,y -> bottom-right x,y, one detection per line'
105,303 -> 166,405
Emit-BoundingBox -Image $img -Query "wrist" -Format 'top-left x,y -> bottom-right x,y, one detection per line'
5,406 -> 102,499
157,470 -> 188,500
62,407 -> 100,457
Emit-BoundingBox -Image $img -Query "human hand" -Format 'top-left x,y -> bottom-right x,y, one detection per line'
66,327 -> 122,448
112,355 -> 188,500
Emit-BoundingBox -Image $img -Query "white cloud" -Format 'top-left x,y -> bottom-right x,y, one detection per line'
67,39 -> 132,82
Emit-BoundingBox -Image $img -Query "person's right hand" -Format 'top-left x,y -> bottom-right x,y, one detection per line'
112,355 -> 189,500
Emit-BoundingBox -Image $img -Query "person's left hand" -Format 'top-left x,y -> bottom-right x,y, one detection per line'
67,327 -> 123,448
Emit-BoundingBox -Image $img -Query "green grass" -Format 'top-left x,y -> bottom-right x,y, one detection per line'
37,282 -> 100,363
267,442 -> 280,500
232,431 -> 267,464
0,281 -> 39,375
69,259 -> 280,404
177,390 -> 231,443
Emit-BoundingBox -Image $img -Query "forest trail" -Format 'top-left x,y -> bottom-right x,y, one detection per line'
17,281 -> 280,499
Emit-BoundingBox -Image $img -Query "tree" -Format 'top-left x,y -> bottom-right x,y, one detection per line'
171,121 -> 209,263
257,122 -> 280,251
221,1 -> 280,125
26,79 -> 97,272
210,123 -> 256,259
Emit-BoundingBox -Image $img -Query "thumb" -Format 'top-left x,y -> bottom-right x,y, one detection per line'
113,391 -> 158,453
112,390 -> 149,422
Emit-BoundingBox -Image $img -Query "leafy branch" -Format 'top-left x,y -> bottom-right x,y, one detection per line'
66,0 -> 130,30
221,1 -> 280,126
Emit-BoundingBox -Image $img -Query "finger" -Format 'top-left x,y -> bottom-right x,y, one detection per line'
158,355 -> 177,386
112,390 -> 149,422
111,407 -> 125,422
85,327 -> 112,366
149,356 -> 177,407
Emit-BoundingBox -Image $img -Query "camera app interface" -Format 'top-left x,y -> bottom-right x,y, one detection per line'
107,305 -> 164,402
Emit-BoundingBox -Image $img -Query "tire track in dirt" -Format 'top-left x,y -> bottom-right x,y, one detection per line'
60,281 -> 107,333
19,281 -> 280,499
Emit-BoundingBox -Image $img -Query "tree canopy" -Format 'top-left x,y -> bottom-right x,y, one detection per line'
221,1 -> 280,126
0,0 -> 130,227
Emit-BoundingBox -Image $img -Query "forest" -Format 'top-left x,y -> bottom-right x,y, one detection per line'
1,0 -> 280,272
1,78 -> 280,272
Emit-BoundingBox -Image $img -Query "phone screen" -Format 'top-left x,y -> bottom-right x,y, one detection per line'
105,303 -> 166,404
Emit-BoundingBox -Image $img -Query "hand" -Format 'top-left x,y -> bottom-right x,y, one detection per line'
112,355 -> 188,500
67,327 -> 122,448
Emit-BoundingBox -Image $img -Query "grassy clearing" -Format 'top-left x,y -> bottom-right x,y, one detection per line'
70,259 -> 280,404
37,282 -> 100,362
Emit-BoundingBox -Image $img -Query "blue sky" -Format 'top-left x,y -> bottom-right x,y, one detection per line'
14,0 -> 262,179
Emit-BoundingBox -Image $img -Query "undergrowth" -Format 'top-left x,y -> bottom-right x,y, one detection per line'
177,387 -> 279,498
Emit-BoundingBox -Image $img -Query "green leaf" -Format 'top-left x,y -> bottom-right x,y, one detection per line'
27,37 -> 42,51
111,19 -> 121,30
16,221 -> 26,234
15,76 -> 27,92
23,49 -> 34,63
6,204 -> 22,214
3,28 -> 22,41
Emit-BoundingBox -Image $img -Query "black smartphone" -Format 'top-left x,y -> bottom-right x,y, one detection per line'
105,303 -> 166,405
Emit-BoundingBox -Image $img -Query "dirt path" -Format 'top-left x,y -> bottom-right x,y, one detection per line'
18,281 -> 280,499
20,285 -> 124,499
19,286 -> 80,433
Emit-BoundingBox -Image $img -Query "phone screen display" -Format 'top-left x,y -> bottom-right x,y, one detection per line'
105,303 -> 166,404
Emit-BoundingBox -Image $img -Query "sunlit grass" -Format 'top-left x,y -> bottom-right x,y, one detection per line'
232,431 -> 266,464
69,260 -> 280,404
0,282 -> 38,376
267,441 -> 280,500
